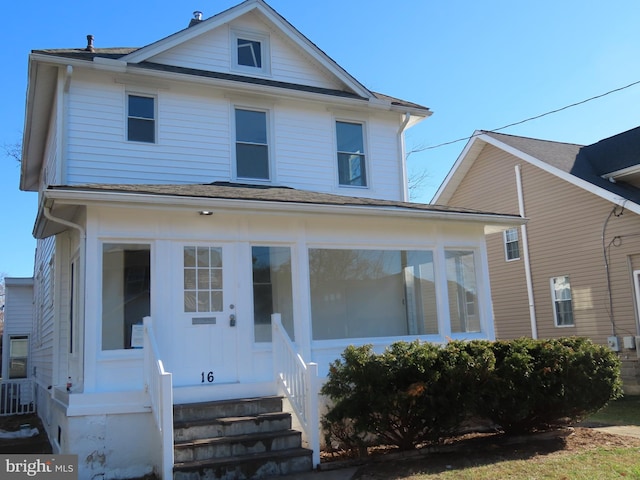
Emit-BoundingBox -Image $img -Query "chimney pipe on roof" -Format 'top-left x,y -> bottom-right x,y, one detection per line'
189,11 -> 203,27
85,35 -> 95,53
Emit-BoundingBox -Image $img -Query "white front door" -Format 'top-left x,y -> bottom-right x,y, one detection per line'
172,243 -> 238,387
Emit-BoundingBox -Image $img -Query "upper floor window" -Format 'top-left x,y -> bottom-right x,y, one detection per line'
336,121 -> 367,187
231,29 -> 270,75
504,227 -> 520,261
127,94 -> 155,143
551,276 -> 574,327
235,108 -> 270,180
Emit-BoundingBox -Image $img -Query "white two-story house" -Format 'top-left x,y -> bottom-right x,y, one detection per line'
20,1 -> 522,478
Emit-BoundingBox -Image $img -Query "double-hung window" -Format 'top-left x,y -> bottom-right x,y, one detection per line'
504,227 -> 520,261
127,94 -> 155,143
336,121 -> 367,187
235,108 -> 269,180
551,276 -> 574,327
8,336 -> 29,379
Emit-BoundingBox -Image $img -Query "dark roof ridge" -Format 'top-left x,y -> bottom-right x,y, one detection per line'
481,130 -> 585,148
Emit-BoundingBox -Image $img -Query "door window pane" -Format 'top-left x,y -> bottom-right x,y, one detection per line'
102,244 -> 151,350
184,246 -> 223,313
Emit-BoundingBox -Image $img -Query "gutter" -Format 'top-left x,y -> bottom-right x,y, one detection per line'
42,188 -> 525,232
515,165 -> 538,339
43,205 -> 86,392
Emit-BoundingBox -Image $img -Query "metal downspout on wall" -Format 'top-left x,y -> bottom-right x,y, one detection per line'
43,204 -> 86,392
398,112 -> 411,202
515,165 -> 538,339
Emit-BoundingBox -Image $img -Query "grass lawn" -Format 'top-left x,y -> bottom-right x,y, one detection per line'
352,396 -> 640,480
586,395 -> 640,426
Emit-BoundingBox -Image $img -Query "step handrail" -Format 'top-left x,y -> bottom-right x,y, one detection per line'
271,314 -> 320,467
143,316 -> 174,479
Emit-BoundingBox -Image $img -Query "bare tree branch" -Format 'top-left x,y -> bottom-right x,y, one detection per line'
2,141 -> 22,163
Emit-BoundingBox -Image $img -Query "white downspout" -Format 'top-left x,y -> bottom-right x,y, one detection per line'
43,204 -> 87,390
398,112 -> 411,202
515,165 -> 537,339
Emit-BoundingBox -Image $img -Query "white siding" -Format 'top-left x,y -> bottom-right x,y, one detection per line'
31,236 -> 56,389
150,13 -> 342,91
65,70 -> 405,201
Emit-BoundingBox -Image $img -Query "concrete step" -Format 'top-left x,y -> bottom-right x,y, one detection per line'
173,396 -> 283,423
173,447 -> 313,480
174,429 -> 303,463
174,412 -> 292,442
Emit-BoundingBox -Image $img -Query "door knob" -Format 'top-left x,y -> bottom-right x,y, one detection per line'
229,314 -> 236,327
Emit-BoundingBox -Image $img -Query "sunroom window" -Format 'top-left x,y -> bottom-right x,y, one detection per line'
102,244 -> 150,350
251,246 -> 294,342
309,249 -> 437,340
446,250 -> 480,333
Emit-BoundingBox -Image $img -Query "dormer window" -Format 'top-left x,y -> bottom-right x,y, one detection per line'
237,38 -> 262,68
231,29 -> 270,76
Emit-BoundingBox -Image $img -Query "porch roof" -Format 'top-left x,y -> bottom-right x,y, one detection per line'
35,182 -> 525,238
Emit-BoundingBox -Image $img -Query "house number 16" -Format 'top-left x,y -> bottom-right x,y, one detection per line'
201,371 -> 215,383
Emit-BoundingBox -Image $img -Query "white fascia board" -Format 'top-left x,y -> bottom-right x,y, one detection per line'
4,277 -> 35,286
479,133 -> 640,215
120,2 -> 258,64
43,189 -> 524,230
603,164 -> 640,181
120,0 -> 372,99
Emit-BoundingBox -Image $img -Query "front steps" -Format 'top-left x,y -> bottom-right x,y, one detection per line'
173,396 -> 313,479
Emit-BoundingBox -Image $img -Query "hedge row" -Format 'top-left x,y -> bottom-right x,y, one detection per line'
320,337 -> 622,451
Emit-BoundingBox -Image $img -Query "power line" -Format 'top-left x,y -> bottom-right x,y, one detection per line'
422,78 -> 640,151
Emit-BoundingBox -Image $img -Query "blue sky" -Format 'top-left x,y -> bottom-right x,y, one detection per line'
2,0 -> 640,278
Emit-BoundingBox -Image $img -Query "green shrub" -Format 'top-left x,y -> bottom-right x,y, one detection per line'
475,337 -> 622,433
320,340 -> 494,451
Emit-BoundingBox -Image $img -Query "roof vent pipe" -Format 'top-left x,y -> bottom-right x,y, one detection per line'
189,11 -> 203,27
85,35 -> 95,53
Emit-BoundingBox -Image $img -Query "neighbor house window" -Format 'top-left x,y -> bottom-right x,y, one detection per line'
183,246 -> 223,313
235,108 -> 269,180
551,276 -> 574,326
504,227 -> 520,261
309,249 -> 437,340
446,250 -> 480,333
336,121 -> 367,187
252,246 -> 294,342
127,94 -> 155,143
8,336 -> 29,379
232,30 -> 270,75
102,244 -> 151,350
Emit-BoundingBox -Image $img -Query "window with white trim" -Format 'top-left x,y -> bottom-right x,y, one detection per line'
551,276 -> 574,327
183,246 -> 223,313
101,243 -> 151,350
235,108 -> 270,180
231,30 -> 270,75
504,227 -> 520,261
8,336 -> 28,379
127,94 -> 155,143
336,121 -> 367,187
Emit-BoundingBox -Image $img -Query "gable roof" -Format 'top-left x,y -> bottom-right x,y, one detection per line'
35,182 -> 524,239
433,128 -> 640,215
22,1 -> 430,191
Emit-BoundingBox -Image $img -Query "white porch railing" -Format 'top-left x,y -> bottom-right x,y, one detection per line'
271,313 -> 320,467
143,317 -> 174,480
0,379 -> 35,416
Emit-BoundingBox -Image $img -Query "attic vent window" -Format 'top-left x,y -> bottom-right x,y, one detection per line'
237,39 -> 262,68
231,29 -> 270,75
